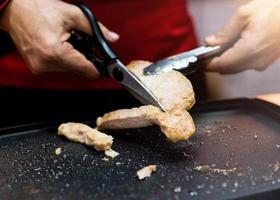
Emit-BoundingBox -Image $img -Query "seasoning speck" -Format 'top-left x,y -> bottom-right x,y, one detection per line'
102,157 -> 109,162
188,190 -> 197,196
253,134 -> 258,140
234,181 -> 239,188
174,186 -> 181,193
222,182 -> 228,188
55,148 -> 62,155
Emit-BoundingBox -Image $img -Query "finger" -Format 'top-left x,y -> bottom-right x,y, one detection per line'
67,5 -> 119,42
98,22 -> 119,42
55,41 -> 100,79
205,6 -> 250,46
205,38 -> 252,74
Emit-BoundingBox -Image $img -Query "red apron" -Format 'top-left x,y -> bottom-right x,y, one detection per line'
0,0 -> 198,90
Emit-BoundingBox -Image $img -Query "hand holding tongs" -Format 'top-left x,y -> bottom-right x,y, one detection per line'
68,3 -> 166,111
144,45 -> 229,76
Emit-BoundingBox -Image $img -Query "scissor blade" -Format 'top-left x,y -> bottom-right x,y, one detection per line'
107,60 -> 167,111
143,46 -> 221,75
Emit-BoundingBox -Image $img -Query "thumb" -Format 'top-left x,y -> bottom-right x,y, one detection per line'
98,22 -> 120,43
205,6 -> 250,46
68,5 -> 119,42
56,41 -> 100,79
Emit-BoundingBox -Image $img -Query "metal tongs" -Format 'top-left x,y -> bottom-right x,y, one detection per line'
68,3 -> 166,111
144,45 -> 228,76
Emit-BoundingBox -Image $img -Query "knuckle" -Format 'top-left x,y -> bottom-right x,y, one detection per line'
255,68 -> 264,72
246,43 -> 255,53
71,6 -> 82,16
237,5 -> 250,19
39,41 -> 57,62
254,64 -> 266,71
25,52 -> 49,75
243,37 -> 257,52
81,63 -> 100,79
29,64 -> 45,75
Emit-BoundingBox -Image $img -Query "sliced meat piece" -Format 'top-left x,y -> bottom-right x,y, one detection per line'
127,60 -> 195,111
137,165 -> 157,180
96,105 -> 195,142
96,105 -> 161,130
58,122 -> 113,151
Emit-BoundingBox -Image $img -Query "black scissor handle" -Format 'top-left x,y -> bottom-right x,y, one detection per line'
68,2 -> 117,75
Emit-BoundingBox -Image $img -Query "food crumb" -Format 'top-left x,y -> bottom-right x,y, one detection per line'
104,149 -> 119,159
102,157 -> 109,162
55,148 -> 62,155
137,165 -> 157,180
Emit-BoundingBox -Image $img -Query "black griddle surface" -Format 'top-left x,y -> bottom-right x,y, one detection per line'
0,99 -> 279,200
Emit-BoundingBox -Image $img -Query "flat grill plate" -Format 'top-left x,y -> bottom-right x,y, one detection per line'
0,99 -> 279,200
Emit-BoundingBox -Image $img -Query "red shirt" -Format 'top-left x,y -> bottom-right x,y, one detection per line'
0,0 -> 198,90
0,0 -> 10,11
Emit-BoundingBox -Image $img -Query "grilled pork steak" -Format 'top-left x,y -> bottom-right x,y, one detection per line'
127,60 -> 195,111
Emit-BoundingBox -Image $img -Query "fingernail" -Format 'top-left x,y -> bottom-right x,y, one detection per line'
108,31 -> 119,41
205,35 -> 217,43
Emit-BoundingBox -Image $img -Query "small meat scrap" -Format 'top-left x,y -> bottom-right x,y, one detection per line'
58,122 -> 113,151
137,165 -> 157,180
55,147 -> 62,155
194,165 -> 237,175
105,148 -> 120,159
